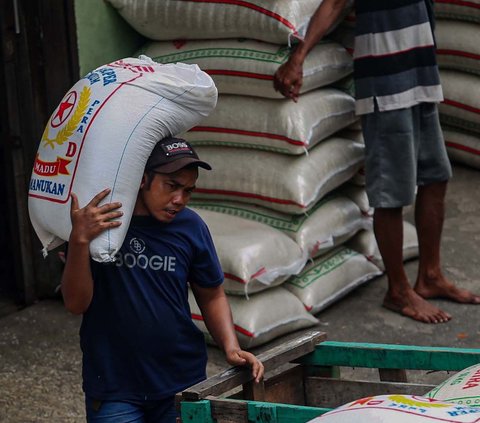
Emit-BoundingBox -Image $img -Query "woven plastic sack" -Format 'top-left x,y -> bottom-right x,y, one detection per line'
140,38 -> 353,99
285,247 -> 381,314
28,56 -> 217,262
347,221 -> 419,271
106,0 -> 351,45
188,287 -> 318,349
192,138 -> 365,214
184,89 -> 356,154
426,364 -> 480,407
190,194 -> 371,258
194,209 -> 307,296
338,184 -> 372,217
444,126 -> 480,169
308,394 -> 480,422
439,70 -> 480,134
435,0 -> 480,23
436,20 -> 480,75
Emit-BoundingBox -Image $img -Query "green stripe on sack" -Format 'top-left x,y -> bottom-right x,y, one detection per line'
190,196 -> 337,233
287,248 -> 358,289
436,13 -> 480,24
187,140 -> 294,154
439,114 -> 480,134
151,46 -> 291,65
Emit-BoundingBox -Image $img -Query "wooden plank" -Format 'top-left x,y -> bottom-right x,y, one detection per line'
191,398 -> 330,423
182,331 -> 326,400
181,400 -> 215,423
210,398 -> 248,423
242,379 -> 265,401
263,365 -> 305,405
247,401 -> 330,423
379,368 -> 408,382
304,377 -> 436,409
299,341 -> 480,371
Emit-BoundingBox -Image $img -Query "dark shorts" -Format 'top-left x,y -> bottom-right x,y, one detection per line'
361,102 -> 452,208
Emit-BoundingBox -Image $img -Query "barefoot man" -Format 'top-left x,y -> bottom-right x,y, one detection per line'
274,0 -> 480,323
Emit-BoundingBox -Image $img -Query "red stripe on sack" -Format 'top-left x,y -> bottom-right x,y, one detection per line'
250,267 -> 266,280
436,0 -> 480,9
437,49 -> 480,61
190,126 -> 306,147
443,98 -> 480,115
206,69 -> 273,80
191,313 -> 255,337
224,272 -> 247,284
185,0 -> 297,31
195,188 -> 306,208
446,141 -> 480,155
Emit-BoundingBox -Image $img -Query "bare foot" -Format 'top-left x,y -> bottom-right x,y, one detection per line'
415,274 -> 480,304
383,289 -> 451,324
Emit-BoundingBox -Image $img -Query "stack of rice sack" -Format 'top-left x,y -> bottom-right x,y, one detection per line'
105,0 -> 384,348
435,2 -> 480,169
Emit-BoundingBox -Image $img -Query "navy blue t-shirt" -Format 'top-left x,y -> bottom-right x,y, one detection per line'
80,208 -> 223,401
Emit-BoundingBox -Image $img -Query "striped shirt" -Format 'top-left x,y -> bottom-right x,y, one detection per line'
353,0 -> 444,115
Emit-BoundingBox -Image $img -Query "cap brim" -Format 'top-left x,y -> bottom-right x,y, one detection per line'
150,157 -> 212,174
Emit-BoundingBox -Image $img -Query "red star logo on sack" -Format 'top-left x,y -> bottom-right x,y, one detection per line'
51,91 -> 77,128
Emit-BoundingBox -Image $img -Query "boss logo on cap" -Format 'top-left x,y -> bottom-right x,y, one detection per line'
162,141 -> 193,156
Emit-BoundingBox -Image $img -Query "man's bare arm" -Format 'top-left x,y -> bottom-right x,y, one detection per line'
274,0 -> 349,100
191,283 -> 264,383
61,189 -> 122,314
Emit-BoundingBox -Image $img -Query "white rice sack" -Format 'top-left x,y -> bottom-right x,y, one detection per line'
349,167 -> 366,186
308,394 -> 480,422
106,0 -> 351,44
347,221 -> 419,271
439,70 -> 480,134
193,138 -> 364,215
285,247 -> 381,314
141,39 -> 353,99
444,126 -> 480,169
328,23 -> 355,55
435,0 -> 480,23
190,194 -> 371,259
436,20 -> 480,75
28,56 -> 217,262
338,184 -> 373,217
188,287 -> 318,349
194,209 -> 307,296
426,364 -> 480,407
184,90 -> 356,154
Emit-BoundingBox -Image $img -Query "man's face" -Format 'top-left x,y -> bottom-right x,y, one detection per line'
134,167 -> 198,223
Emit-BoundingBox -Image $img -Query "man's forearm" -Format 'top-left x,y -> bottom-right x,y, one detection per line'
193,286 -> 240,353
293,0 -> 349,63
61,240 -> 94,315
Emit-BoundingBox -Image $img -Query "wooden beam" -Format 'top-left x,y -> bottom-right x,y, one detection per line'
299,341 -> 480,371
182,331 -> 326,401
304,377 -> 435,409
183,397 -> 330,423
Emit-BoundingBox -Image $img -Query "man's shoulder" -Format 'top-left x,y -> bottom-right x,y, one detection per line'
182,207 -> 204,222
176,208 -> 209,232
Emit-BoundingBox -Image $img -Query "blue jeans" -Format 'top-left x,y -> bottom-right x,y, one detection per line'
85,396 -> 178,423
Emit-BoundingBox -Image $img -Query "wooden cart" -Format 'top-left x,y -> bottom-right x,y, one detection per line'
179,331 -> 480,423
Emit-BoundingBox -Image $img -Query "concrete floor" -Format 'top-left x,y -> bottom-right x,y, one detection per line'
0,164 -> 479,422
